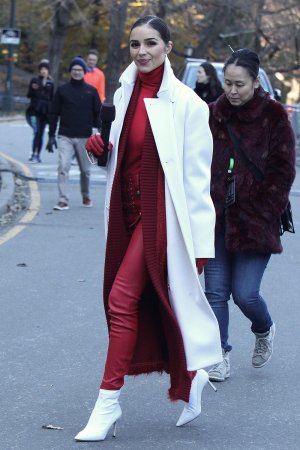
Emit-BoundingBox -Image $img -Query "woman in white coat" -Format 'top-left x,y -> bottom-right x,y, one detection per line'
75,15 -> 222,442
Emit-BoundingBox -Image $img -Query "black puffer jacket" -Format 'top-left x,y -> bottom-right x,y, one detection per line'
209,87 -> 295,254
27,76 -> 54,116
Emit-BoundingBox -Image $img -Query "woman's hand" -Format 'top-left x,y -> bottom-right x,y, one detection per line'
85,134 -> 113,157
85,133 -> 105,156
195,258 -> 208,274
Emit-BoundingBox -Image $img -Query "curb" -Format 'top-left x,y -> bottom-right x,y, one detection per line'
0,156 -> 15,217
0,114 -> 25,122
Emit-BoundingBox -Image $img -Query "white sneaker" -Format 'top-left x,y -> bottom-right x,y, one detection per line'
53,202 -> 69,211
252,323 -> 275,368
208,350 -> 230,382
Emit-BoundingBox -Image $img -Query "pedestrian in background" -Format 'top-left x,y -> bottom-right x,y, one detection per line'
84,49 -> 106,102
205,48 -> 295,382
194,61 -> 223,104
47,56 -> 101,210
75,15 -> 222,442
26,60 -> 54,163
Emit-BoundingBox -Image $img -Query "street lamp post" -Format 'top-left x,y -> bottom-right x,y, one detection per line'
2,0 -> 16,112
172,43 -> 194,59
184,43 -> 194,58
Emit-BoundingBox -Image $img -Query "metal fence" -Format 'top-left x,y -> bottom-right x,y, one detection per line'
286,104 -> 300,139
286,105 -> 300,162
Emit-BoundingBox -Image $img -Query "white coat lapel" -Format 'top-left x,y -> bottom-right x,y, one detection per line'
144,98 -> 174,161
144,98 -> 195,256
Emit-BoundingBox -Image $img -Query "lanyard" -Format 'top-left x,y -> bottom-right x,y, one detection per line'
228,157 -> 234,174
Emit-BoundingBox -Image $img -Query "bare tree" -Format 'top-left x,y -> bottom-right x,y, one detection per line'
9,0 -> 300,99
179,0 -> 300,75
48,0 -> 74,86
105,0 -> 129,101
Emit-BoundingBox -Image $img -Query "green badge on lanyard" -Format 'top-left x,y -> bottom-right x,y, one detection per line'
225,158 -> 235,207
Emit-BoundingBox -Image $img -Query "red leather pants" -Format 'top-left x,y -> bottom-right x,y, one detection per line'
100,220 -> 149,390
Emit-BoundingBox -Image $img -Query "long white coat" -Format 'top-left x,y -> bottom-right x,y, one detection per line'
104,57 -> 222,370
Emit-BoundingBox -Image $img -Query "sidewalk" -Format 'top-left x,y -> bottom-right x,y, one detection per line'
0,113 -> 24,122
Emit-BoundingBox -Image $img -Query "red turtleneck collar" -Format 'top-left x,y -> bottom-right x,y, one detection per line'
122,63 -> 164,184
138,63 -> 164,88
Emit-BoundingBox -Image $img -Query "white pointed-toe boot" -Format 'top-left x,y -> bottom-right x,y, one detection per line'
74,389 -> 122,441
176,369 -> 216,427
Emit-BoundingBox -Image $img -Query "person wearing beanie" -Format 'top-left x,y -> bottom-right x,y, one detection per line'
84,49 -> 106,102
38,60 -> 50,71
69,56 -> 87,73
26,59 -> 54,163
47,56 -> 101,210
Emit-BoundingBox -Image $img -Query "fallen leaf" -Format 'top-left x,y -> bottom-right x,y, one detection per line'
42,424 -> 63,430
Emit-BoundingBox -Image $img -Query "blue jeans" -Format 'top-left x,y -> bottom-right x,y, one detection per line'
204,232 -> 273,352
28,114 -> 47,155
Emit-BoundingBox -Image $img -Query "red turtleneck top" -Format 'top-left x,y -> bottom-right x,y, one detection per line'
122,64 -> 164,181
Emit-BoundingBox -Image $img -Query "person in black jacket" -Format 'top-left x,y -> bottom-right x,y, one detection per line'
47,56 -> 101,210
26,60 -> 54,163
194,62 -> 223,104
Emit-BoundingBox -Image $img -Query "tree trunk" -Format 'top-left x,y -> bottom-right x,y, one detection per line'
48,0 -> 73,88
105,0 -> 129,102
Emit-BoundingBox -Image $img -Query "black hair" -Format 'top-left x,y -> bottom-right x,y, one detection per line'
223,48 -> 260,80
130,15 -> 171,44
200,62 -> 223,97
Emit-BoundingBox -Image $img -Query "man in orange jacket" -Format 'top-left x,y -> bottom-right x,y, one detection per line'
84,49 -> 105,102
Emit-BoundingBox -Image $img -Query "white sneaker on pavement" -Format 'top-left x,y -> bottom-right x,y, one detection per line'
208,349 -> 230,382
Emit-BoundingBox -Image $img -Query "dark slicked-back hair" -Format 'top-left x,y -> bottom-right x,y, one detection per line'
130,15 -> 171,44
223,48 -> 260,80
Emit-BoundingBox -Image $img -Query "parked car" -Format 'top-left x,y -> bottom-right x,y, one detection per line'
177,58 -> 279,100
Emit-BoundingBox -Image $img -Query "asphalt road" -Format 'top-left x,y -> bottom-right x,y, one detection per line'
0,120 -> 300,450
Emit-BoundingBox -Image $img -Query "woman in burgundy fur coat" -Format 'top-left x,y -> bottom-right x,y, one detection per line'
205,49 -> 295,382
75,16 -> 222,442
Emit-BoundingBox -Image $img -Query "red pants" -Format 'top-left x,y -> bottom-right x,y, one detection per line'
100,220 -> 195,391
100,221 -> 149,389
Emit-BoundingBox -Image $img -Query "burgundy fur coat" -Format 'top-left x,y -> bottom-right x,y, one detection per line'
209,87 -> 295,254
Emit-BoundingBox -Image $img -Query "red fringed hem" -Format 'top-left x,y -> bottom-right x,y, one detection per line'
128,362 -> 190,403
168,387 -> 189,403
127,361 -> 168,376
